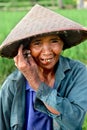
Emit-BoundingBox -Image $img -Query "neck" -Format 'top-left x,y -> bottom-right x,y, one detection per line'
38,68 -> 55,87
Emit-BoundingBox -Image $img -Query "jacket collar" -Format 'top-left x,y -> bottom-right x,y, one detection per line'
54,56 -> 71,90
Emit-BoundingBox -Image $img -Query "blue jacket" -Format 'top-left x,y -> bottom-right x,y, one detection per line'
0,56 -> 87,130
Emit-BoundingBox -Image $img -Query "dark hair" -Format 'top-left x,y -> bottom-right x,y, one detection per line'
20,31 -> 67,50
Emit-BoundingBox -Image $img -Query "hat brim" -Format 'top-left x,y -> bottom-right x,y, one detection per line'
0,4 -> 87,58
0,29 -> 87,58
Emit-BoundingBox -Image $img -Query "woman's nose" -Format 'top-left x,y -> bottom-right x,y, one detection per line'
42,44 -> 51,54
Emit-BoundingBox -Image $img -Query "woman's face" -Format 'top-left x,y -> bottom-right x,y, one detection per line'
29,34 -> 64,70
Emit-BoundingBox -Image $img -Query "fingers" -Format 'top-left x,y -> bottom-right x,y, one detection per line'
14,44 -> 23,58
18,44 -> 24,59
14,45 -> 32,67
14,45 -> 26,67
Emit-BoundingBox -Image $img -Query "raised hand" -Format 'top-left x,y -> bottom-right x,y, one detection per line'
14,45 -> 41,91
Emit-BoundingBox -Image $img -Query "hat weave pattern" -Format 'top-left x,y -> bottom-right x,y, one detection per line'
0,4 -> 87,58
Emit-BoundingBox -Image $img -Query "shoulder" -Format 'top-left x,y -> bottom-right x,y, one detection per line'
0,69 -> 25,97
61,55 -> 86,70
7,69 -> 24,81
60,56 -> 87,80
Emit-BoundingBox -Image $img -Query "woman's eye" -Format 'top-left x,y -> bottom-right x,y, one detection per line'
53,40 -> 58,43
51,40 -> 59,43
51,37 -> 61,43
31,41 -> 41,46
34,42 -> 40,45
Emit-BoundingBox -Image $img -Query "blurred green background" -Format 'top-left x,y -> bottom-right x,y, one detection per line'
0,0 -> 87,129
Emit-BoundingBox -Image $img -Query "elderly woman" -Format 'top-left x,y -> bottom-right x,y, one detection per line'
0,4 -> 87,130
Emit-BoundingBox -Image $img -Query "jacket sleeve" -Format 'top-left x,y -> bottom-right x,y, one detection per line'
0,70 -> 25,130
35,64 -> 87,130
0,78 -> 14,130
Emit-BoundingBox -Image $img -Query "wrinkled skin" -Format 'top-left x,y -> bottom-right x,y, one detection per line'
14,34 -> 64,115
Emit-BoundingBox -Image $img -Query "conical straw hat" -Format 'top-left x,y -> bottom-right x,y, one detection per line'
0,4 -> 87,58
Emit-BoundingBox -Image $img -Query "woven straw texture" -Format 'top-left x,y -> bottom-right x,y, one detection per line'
0,4 -> 87,58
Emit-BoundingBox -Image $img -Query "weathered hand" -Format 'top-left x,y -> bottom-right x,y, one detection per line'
14,45 -> 41,91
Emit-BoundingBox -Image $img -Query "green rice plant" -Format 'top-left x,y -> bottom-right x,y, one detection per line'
0,11 -> 27,43
55,9 -> 87,64
82,114 -> 87,130
0,11 -> 27,84
0,57 -> 15,84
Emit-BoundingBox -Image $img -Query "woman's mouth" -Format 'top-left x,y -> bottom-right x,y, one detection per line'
40,58 -> 54,64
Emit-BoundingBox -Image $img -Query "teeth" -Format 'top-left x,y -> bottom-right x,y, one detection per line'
41,58 -> 52,63
47,59 -> 50,62
45,59 -> 51,62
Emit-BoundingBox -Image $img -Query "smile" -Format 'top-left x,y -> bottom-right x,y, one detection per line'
40,58 -> 54,64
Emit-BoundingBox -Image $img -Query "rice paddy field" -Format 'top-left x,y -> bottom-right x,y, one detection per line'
0,7 -> 87,129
